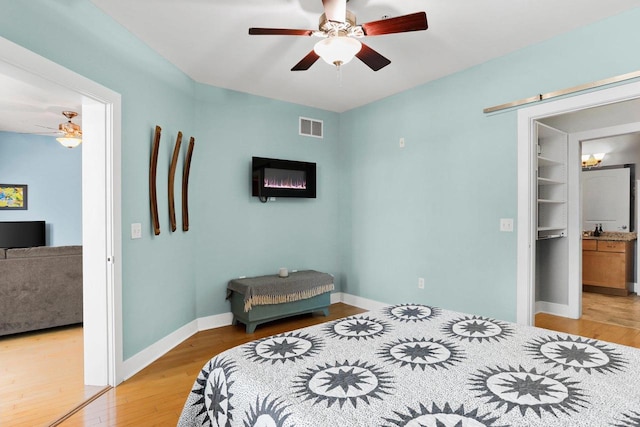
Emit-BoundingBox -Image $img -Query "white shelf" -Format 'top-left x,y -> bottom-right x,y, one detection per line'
537,125 -> 567,240
537,177 -> 564,185
537,156 -> 563,167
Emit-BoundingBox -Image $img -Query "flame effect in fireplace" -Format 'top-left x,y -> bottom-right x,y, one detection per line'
264,168 -> 307,190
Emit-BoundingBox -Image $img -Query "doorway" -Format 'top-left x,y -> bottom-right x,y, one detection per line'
516,79 -> 640,326
0,36 -> 122,385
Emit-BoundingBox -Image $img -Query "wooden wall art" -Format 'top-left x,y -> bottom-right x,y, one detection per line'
168,131 -> 183,232
182,137 -> 195,232
150,126 -> 162,235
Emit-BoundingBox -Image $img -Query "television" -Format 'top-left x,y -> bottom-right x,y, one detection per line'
252,157 -> 316,200
0,221 -> 46,248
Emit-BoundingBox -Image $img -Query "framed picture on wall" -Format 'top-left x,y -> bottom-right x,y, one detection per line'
0,184 -> 28,210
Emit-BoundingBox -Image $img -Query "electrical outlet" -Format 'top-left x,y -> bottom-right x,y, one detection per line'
418,277 -> 425,289
399,137 -> 405,148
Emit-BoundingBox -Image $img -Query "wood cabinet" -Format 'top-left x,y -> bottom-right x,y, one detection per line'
582,239 -> 634,295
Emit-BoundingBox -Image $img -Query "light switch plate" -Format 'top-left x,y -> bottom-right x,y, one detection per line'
131,223 -> 142,239
500,218 -> 514,232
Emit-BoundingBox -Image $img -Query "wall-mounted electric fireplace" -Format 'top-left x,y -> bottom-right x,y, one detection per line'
252,157 -> 316,200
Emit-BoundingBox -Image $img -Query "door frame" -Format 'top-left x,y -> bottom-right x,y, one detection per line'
517,79 -> 640,326
0,36 -> 123,385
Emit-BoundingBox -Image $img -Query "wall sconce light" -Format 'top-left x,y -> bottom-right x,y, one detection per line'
581,153 -> 605,168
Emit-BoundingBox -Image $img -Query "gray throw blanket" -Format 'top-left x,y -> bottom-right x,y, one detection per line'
227,270 -> 334,312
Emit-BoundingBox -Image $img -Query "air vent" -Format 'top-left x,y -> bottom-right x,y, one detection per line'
299,117 -> 323,139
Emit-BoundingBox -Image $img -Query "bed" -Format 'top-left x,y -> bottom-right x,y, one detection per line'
178,303 -> 640,426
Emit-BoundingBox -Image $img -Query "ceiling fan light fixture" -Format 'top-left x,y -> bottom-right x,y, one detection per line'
314,36 -> 362,67
56,111 -> 82,148
56,136 -> 82,148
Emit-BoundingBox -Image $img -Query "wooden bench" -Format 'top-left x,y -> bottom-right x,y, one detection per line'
227,270 -> 333,333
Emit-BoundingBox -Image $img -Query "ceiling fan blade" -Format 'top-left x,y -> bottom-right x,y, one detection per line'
322,0 -> 346,23
356,43 -> 391,71
249,28 -> 314,36
291,50 -> 321,71
361,12 -> 428,36
34,124 -> 58,131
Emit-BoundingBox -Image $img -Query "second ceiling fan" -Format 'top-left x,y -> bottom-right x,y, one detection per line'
248,0 -> 428,71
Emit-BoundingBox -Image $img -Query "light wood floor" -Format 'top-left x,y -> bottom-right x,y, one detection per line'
0,325 -> 103,427
62,303 -> 368,426
6,296 -> 640,426
536,291 -> 640,348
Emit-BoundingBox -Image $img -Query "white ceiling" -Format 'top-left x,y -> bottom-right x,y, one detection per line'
89,0 -> 640,112
540,98 -> 640,166
0,66 -> 82,135
1,1 -> 640,134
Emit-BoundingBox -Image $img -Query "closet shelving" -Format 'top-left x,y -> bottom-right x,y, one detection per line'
536,123 -> 567,240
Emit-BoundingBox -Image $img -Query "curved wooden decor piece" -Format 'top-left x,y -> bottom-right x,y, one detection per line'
182,137 -> 195,232
150,126 -> 161,236
168,131 -> 183,232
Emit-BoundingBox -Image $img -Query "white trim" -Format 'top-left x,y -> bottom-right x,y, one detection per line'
339,293 -> 388,311
566,132 -> 582,320
0,36 -> 123,386
330,292 -> 343,304
516,112 -> 536,326
197,312 -> 235,331
535,301 -> 573,318
121,293 -> 384,379
122,320 -> 198,381
517,80 -> 640,326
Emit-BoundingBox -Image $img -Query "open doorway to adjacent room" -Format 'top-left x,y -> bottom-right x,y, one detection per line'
516,78 -> 640,344
0,37 -> 121,425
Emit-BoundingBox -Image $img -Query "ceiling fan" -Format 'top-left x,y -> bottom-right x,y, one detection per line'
56,111 -> 83,148
248,0 -> 428,71
35,111 -> 83,148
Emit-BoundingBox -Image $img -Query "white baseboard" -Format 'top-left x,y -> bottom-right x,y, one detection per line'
330,292 -> 343,304
121,292 -> 380,381
198,312 -> 234,331
535,301 -> 574,318
122,319 -> 198,381
340,293 -> 387,311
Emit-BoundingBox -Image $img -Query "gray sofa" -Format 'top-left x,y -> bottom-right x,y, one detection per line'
0,245 -> 83,336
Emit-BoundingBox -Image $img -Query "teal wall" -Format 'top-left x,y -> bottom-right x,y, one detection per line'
192,86 -> 340,317
0,0 -> 340,359
1,1 -> 639,359
0,131 -> 82,246
340,7 -> 640,321
0,1 -> 196,358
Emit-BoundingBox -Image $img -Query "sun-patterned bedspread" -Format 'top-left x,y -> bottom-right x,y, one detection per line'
178,304 -> 640,426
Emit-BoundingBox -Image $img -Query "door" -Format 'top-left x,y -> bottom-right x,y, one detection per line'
582,168 -> 630,232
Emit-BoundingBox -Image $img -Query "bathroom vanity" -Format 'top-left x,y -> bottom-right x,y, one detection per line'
583,232 -> 636,295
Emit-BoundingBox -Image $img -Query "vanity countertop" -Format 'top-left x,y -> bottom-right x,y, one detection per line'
583,231 -> 637,241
